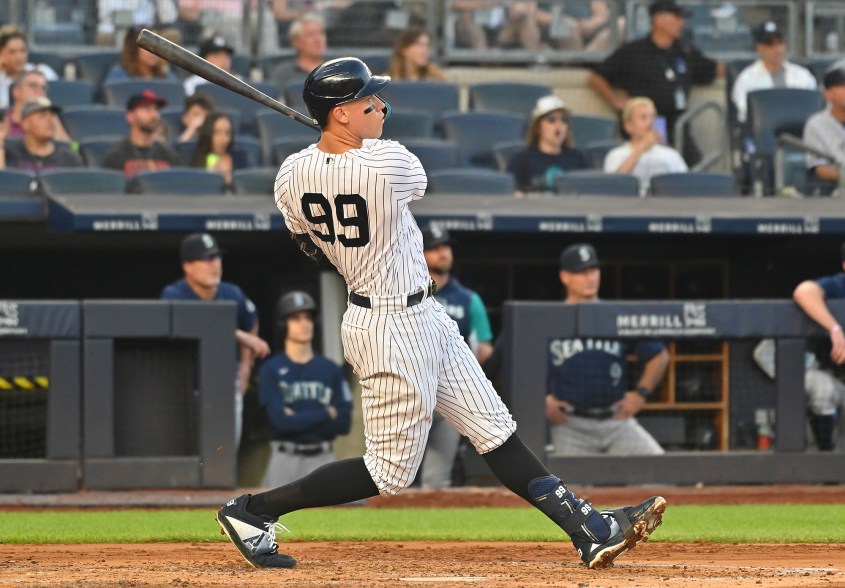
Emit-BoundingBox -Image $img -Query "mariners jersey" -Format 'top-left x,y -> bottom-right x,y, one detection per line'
435,277 -> 493,348
548,337 -> 665,409
160,279 -> 257,332
275,140 -> 430,296
258,353 -> 353,444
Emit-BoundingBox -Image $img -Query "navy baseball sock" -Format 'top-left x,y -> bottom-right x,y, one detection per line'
246,457 -> 379,518
482,434 -> 609,543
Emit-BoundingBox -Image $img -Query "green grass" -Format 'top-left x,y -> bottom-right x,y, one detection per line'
1,505 -> 843,544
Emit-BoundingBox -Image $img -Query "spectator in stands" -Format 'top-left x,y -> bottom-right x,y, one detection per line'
507,95 -> 588,194
0,97 -> 81,176
0,27 -> 59,110
184,35 -> 238,96
102,90 -> 180,191
452,1 -> 546,51
803,67 -> 845,188
546,243 -> 668,456
547,1 -> 617,52
387,27 -> 446,81
271,0 -> 337,47
161,232 -> 270,446
603,97 -> 687,196
417,226 -> 494,488
731,21 -> 817,124
268,13 -> 327,88
96,1 -> 179,46
191,112 -> 249,191
259,291 -> 352,487
587,0 -> 722,163
788,243 -> 845,451
6,70 -> 71,142
105,25 -> 180,83
177,93 -> 215,143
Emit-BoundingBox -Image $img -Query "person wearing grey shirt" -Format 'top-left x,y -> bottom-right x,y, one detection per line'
269,13 -> 327,88
803,67 -> 845,187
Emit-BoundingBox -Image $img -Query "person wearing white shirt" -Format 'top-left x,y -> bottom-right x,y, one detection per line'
731,21 -> 817,124
184,35 -> 238,96
0,28 -> 58,110
603,97 -> 687,196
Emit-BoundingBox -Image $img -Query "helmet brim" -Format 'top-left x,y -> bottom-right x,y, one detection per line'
355,75 -> 390,101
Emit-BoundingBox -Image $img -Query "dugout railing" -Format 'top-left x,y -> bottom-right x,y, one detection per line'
0,300 -> 238,492
501,299 -> 845,486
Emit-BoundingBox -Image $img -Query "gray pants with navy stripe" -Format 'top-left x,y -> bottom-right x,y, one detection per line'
548,415 -> 665,456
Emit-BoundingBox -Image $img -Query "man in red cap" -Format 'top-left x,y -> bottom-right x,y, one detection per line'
102,89 -> 181,191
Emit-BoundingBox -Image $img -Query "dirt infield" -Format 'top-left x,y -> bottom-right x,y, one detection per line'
1,485 -> 844,587
2,542 -> 843,587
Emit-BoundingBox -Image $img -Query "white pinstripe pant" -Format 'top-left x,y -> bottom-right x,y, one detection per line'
341,296 -> 516,495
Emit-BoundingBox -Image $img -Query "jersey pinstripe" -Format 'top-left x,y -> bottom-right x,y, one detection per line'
275,140 -> 430,296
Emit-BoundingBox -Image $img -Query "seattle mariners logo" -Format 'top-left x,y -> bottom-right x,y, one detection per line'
578,246 -> 591,262
0,302 -> 18,327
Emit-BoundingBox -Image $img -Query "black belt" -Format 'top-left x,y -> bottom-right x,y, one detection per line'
567,407 -> 616,420
349,281 -> 436,309
277,441 -> 332,456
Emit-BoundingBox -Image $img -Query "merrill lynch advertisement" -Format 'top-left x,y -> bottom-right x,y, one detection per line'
0,301 -> 80,338
579,302 -> 718,337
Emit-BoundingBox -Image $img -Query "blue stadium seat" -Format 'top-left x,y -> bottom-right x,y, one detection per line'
72,51 -> 121,98
403,138 -> 458,174
134,168 -> 225,195
441,112 -> 526,168
553,171 -> 640,197
649,172 -> 738,197
282,82 -> 307,115
103,79 -> 186,110
47,80 -> 95,108
29,51 -> 67,78
381,109 -> 435,140
255,110 -> 319,166
0,169 -> 37,196
194,82 -> 280,136
39,169 -> 126,196
492,140 -> 526,172
271,137 -> 316,166
60,106 -> 129,142
380,81 -> 459,132
78,135 -> 124,167
568,114 -> 618,150
582,140 -> 623,169
468,82 -> 552,117
231,167 -> 278,196
427,168 -> 515,195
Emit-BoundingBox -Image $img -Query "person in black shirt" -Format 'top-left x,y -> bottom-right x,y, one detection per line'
507,95 -> 588,194
2,97 -> 82,179
102,89 -> 181,192
587,0 -> 722,163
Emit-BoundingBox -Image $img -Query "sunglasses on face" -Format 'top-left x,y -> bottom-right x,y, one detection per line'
544,114 -> 569,124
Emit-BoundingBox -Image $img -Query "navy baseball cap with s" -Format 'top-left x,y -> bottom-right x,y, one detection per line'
421,225 -> 453,250
181,233 -> 224,262
560,243 -> 601,272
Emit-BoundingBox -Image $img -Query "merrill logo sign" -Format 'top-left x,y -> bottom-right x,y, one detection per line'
616,303 -> 715,336
0,302 -> 27,336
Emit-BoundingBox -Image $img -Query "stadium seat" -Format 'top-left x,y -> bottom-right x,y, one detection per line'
553,171 -> 640,197
29,50 -> 68,78
0,169 -> 37,196
72,50 -> 121,98
271,137 -> 315,166
39,169 -> 126,196
441,112 -> 526,168
47,80 -> 94,108
103,79 -> 186,110
746,88 -> 826,195
649,172 -> 738,197
78,135 -> 124,167
134,168 -> 225,195
403,138 -> 458,174
194,82 -> 280,136
381,109 -> 435,140
380,81 -> 459,131
231,167 -> 278,196
427,168 -> 515,195
568,114 -> 618,150
255,110 -> 320,166
282,82 -> 307,115
582,140 -> 622,169
468,82 -> 552,117
60,106 -> 129,142
492,140 -> 526,172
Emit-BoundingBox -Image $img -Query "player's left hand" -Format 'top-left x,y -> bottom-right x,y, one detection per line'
611,391 -> 646,420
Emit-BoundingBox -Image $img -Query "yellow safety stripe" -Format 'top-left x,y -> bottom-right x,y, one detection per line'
0,376 -> 49,390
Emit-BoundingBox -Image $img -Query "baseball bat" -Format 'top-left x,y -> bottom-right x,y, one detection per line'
136,29 -> 320,131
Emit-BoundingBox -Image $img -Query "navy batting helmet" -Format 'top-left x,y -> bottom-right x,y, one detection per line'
302,57 -> 391,127
275,291 -> 317,324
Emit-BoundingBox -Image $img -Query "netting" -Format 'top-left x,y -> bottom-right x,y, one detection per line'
0,340 -> 50,459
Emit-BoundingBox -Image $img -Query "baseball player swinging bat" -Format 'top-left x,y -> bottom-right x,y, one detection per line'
135,28 -> 320,131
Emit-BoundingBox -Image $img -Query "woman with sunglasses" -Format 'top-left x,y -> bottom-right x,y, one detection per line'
507,95 -> 588,194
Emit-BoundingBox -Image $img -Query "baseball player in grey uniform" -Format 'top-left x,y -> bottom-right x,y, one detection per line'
216,57 -> 665,571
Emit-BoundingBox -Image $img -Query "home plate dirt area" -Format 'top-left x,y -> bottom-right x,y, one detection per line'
1,484 -> 843,588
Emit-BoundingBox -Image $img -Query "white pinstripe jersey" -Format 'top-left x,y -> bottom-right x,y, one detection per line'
275,139 -> 431,297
